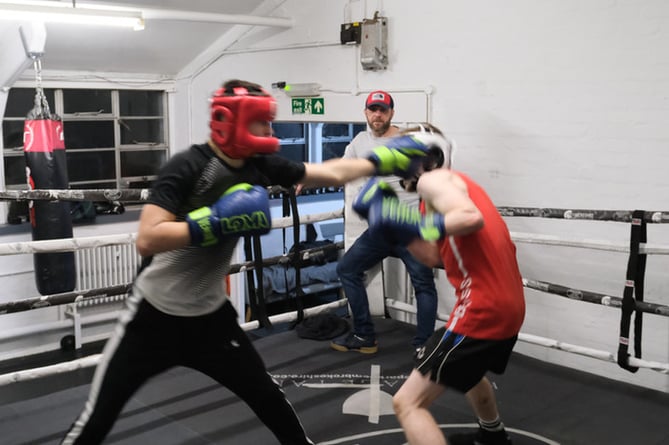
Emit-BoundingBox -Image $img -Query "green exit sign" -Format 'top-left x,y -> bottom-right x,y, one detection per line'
291,97 -> 325,115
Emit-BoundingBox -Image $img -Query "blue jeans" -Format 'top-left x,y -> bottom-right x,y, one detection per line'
336,228 -> 438,346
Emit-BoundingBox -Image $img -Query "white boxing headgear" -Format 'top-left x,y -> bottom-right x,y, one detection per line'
405,123 -> 455,170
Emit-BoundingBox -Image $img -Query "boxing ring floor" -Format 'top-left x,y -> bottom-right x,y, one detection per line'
1,317 -> 668,445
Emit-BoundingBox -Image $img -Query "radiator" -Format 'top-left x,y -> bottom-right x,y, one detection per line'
73,244 -> 140,309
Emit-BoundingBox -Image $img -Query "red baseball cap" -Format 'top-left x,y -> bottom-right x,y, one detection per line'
365,90 -> 394,110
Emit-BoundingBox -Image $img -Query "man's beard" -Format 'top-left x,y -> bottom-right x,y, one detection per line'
370,120 -> 390,136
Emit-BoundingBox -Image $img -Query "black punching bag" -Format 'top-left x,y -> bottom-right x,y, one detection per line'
24,103 -> 76,295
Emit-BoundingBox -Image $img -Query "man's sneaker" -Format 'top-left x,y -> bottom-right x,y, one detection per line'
448,428 -> 512,445
330,332 -> 378,354
475,427 -> 512,445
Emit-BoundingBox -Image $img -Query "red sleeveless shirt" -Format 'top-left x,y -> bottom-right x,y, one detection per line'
428,172 -> 525,339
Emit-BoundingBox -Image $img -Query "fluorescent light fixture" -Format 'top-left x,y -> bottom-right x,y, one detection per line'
0,1 -> 145,30
282,82 -> 321,97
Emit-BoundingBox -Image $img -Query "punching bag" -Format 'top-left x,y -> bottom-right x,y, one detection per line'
23,94 -> 76,295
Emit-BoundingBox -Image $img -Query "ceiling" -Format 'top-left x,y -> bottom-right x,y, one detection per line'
0,0 -> 292,76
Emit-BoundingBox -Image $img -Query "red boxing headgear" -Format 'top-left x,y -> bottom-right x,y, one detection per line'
209,86 -> 279,159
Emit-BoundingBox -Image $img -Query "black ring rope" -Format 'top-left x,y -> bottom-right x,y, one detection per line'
0,189 -> 150,203
228,242 -> 343,274
522,279 -> 669,316
0,284 -> 132,315
3,191 -> 669,224
3,190 -> 668,373
6,272 -> 668,319
0,243 -> 345,315
498,206 -> 669,223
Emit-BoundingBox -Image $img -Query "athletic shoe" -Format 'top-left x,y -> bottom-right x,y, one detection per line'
448,428 -> 512,445
330,332 -> 378,354
474,428 -> 512,445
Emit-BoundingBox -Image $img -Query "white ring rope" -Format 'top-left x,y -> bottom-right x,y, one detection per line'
384,298 -> 669,375
0,298 -> 348,386
1,295 -> 666,387
0,240 -> 346,314
0,210 -> 343,256
1,204 -> 668,386
0,233 -> 137,256
511,231 -> 669,255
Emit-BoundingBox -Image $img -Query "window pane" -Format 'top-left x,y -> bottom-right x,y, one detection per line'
120,119 -> 164,145
3,155 -> 27,186
322,141 -> 348,161
5,88 -> 56,118
64,121 -> 115,149
63,89 -> 112,114
277,144 -> 306,163
2,121 -> 25,149
66,150 -> 116,182
322,123 -> 351,137
353,123 -> 366,135
120,90 -> 163,116
272,123 -> 304,139
120,150 -> 166,177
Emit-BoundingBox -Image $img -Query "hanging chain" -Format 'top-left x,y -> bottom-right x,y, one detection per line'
32,57 -> 51,118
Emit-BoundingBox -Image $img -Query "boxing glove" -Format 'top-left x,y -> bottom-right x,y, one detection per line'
367,192 -> 447,246
367,134 -> 431,178
186,183 -> 271,247
352,178 -> 398,219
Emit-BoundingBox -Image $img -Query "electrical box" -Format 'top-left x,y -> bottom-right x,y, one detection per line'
340,22 -> 362,45
360,14 -> 388,71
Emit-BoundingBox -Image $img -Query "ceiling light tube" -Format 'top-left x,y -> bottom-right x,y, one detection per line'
0,1 -> 145,30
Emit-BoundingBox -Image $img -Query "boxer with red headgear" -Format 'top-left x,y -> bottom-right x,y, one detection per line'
62,78 -> 437,445
209,83 -> 280,158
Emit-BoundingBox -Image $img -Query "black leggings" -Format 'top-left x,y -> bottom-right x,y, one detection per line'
61,296 -> 313,444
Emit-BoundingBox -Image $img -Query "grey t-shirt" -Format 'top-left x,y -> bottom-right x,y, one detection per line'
133,143 -> 306,317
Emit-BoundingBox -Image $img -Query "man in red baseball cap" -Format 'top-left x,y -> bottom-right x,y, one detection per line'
364,90 -> 395,137
365,90 -> 395,110
332,89 -> 439,355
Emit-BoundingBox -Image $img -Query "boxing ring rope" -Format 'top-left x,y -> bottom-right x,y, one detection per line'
384,298 -> 669,374
0,189 -> 150,203
497,206 -> 669,223
510,231 -> 669,255
1,191 -> 669,383
522,278 -> 669,316
0,208 -> 344,312
0,300 -> 349,387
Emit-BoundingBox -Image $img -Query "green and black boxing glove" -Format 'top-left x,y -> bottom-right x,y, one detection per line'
186,183 -> 271,247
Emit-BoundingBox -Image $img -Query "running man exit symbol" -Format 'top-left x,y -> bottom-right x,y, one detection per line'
291,98 -> 325,115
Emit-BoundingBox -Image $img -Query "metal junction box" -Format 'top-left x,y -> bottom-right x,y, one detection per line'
360,15 -> 388,71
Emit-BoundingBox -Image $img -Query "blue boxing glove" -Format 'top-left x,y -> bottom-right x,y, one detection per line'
352,178 -> 398,219
186,183 -> 271,247
367,134 -> 431,178
367,191 -> 447,246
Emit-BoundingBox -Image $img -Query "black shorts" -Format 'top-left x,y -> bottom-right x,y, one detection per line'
414,327 -> 518,393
